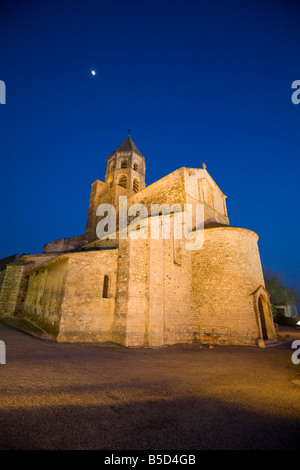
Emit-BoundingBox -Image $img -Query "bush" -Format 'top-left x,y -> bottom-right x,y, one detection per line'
274,314 -> 300,328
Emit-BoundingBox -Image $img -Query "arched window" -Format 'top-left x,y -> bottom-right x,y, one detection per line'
102,275 -> 110,299
118,175 -> 127,188
133,178 -> 139,193
109,161 -> 115,171
173,238 -> 182,266
133,162 -> 139,171
121,159 -> 127,168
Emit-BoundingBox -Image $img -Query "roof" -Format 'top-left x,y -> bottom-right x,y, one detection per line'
114,136 -> 143,156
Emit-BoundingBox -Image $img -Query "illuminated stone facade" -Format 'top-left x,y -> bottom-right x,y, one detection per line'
0,137 -> 276,346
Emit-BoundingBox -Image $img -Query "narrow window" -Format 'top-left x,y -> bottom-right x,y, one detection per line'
109,161 -> 115,171
118,175 -> 127,188
121,159 -> 127,168
173,238 -> 182,266
133,178 -> 139,193
102,275 -> 110,298
133,162 -> 138,171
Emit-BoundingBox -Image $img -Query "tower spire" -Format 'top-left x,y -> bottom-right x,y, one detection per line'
105,136 -> 146,202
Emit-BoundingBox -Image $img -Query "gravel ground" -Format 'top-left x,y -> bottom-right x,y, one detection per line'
0,320 -> 300,450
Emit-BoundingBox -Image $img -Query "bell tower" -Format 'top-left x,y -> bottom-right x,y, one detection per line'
85,135 -> 146,241
105,135 -> 146,200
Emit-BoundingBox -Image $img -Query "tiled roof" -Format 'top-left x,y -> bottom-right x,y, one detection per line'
114,136 -> 143,156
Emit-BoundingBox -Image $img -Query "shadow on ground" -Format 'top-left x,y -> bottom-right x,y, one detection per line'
1,396 -> 299,450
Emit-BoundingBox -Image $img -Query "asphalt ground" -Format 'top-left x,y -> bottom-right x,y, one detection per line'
0,320 -> 300,450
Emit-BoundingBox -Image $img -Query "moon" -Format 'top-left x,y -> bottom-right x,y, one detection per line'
91,70 -> 96,76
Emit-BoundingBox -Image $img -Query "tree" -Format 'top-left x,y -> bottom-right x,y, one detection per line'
263,269 -> 299,318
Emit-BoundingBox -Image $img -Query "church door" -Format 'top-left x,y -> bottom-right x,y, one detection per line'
258,295 -> 269,339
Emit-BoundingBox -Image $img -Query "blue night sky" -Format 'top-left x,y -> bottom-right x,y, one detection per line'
0,0 -> 300,296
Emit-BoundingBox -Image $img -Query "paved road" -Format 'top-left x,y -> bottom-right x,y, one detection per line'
0,321 -> 300,450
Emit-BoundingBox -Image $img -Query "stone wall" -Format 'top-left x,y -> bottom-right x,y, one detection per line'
157,236 -> 194,346
113,239 -> 131,345
0,254 -> 56,318
85,179 -> 131,243
116,168 -> 186,225
184,167 -> 229,226
0,271 -> 6,293
0,254 -> 19,291
120,238 -> 149,346
0,264 -> 25,316
43,233 -> 88,253
22,258 -> 68,337
183,168 -> 227,214
113,217 -> 194,347
85,179 -> 110,241
191,226 -> 267,344
57,250 -> 118,342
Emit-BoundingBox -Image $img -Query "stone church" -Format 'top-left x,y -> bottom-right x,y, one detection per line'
0,136 -> 276,347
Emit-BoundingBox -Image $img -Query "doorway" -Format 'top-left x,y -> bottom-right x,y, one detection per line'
258,295 -> 268,339
258,294 -> 274,340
